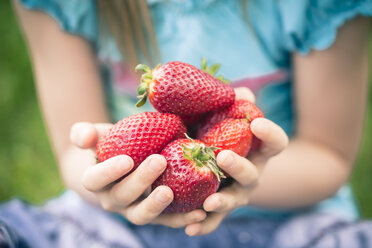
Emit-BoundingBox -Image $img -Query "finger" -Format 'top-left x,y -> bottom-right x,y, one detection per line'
217,150 -> 259,186
123,186 -> 173,226
82,155 -> 134,192
110,154 -> 167,207
70,122 -> 113,149
203,183 -> 250,213
234,87 -> 256,103
151,209 -> 207,228
250,118 -> 289,164
185,212 -> 227,236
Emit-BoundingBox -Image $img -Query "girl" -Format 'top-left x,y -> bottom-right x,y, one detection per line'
1,0 -> 372,247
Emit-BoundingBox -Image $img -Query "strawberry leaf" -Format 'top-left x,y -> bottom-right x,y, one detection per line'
210,63 -> 221,76
136,95 -> 147,107
137,83 -> 148,96
199,153 -> 210,161
200,59 -> 230,84
135,64 -> 151,73
191,146 -> 201,159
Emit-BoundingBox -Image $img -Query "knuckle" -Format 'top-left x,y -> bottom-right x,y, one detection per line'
188,215 -> 199,223
183,214 -> 193,225
82,171 -> 95,191
188,215 -> 201,225
136,173 -> 153,187
144,199 -> 163,217
133,170 -> 160,191
139,201 -> 167,225
241,169 -> 259,187
135,163 -> 159,184
110,184 -> 129,206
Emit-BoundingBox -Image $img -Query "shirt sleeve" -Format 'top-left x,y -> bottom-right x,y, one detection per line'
277,0 -> 372,55
19,0 -> 97,44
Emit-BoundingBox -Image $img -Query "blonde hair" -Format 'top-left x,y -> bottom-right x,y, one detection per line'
97,0 -> 159,68
97,0 -> 250,69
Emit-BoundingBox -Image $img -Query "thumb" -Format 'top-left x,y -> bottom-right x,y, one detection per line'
70,122 -> 113,149
249,118 -> 288,165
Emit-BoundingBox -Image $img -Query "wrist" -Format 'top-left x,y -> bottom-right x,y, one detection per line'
59,145 -> 100,205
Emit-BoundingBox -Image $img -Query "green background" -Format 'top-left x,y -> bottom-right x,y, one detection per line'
1,1 -> 371,217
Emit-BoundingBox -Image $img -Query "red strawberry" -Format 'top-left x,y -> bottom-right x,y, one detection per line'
198,99 -> 264,155
96,112 -> 186,171
198,99 -> 264,137
178,113 -> 207,126
152,136 -> 224,213
199,118 -> 253,158
135,61 -> 235,116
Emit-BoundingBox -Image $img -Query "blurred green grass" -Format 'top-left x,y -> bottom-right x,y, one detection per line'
0,1 -> 372,217
0,1 -> 64,203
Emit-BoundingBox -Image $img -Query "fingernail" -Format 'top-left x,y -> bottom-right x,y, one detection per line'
77,127 -> 91,147
186,226 -> 199,236
148,157 -> 165,172
71,123 -> 90,147
156,190 -> 171,203
219,151 -> 234,169
116,156 -> 132,171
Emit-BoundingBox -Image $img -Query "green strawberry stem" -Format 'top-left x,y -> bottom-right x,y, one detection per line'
200,58 -> 230,84
245,112 -> 251,122
135,63 -> 161,107
182,134 -> 225,181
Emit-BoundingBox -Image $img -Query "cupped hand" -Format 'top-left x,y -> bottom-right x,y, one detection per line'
70,122 -> 207,227
183,87 -> 289,236
68,87 -> 287,233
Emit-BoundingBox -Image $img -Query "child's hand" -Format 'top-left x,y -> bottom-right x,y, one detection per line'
184,118 -> 288,236
182,87 -> 289,236
70,123 -> 207,227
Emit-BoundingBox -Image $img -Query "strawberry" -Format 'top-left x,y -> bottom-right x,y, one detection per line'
135,61 -> 235,116
96,112 -> 186,171
197,99 -> 264,137
178,113 -> 207,127
152,136 -> 224,213
198,99 -> 264,155
199,118 -> 253,158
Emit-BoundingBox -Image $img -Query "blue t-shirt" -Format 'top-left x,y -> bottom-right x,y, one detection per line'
20,0 -> 372,220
